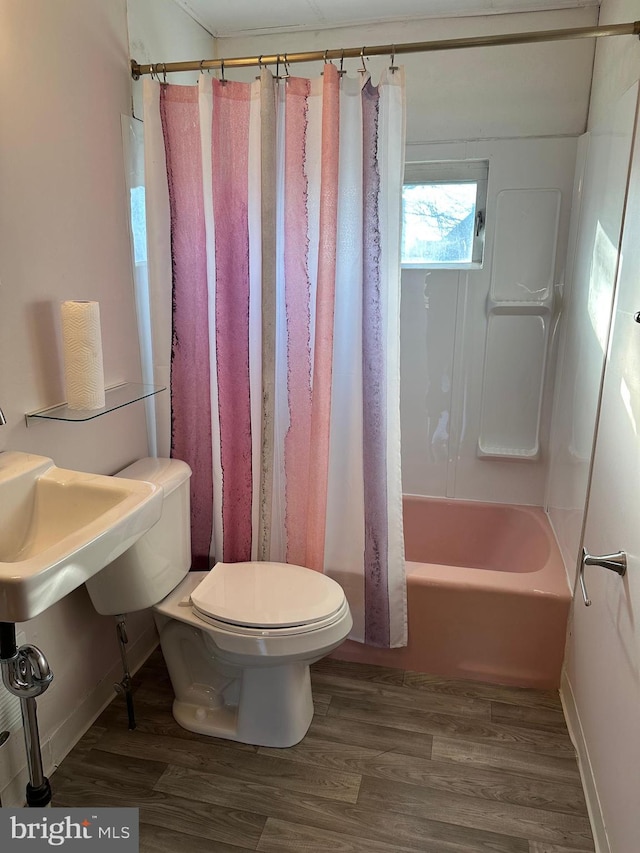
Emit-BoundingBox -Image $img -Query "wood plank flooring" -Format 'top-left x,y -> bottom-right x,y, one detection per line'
51,650 -> 595,852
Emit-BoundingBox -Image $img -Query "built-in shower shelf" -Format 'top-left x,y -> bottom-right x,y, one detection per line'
477,442 -> 540,460
25,383 -> 165,424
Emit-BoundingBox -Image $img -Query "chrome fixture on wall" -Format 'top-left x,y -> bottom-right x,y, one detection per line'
579,548 -> 627,606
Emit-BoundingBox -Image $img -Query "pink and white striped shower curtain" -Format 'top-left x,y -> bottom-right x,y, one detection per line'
143,65 -> 406,648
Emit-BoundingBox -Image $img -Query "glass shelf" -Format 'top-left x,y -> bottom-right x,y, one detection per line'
26,383 -> 166,424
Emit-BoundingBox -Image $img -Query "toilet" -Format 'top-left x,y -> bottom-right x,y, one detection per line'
85,458 -> 352,747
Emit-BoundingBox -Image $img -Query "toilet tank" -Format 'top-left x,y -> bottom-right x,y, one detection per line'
85,458 -> 192,616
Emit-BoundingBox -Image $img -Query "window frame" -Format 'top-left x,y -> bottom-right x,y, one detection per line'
401,160 -> 489,270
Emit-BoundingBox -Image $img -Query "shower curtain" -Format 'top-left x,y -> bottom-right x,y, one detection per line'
143,65 -> 407,648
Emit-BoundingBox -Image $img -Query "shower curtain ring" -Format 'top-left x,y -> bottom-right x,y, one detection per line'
282,53 -> 290,79
220,58 -> 226,84
359,47 -> 368,75
339,49 -> 346,77
321,48 -> 335,76
389,45 -> 398,74
162,63 -> 167,84
199,59 -> 207,75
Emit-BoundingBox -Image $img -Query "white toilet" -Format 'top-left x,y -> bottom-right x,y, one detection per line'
85,458 -> 352,747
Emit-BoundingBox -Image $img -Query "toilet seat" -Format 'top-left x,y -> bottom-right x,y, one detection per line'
190,561 -> 346,630
192,596 -> 351,637
155,570 -> 353,671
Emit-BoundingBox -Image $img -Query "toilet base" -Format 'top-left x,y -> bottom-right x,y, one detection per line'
158,617 -> 315,747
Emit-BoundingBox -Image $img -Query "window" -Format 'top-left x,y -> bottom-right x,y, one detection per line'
401,160 -> 488,269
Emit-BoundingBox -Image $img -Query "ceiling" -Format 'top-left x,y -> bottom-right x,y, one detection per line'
174,0 -> 599,38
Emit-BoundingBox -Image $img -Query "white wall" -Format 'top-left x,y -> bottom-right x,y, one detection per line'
0,0 -> 212,806
549,3 -> 640,851
563,115 -> 640,852
587,0 -> 640,132
546,83 -> 637,578
547,0 -> 640,594
128,0 -> 215,118
217,6 -> 598,144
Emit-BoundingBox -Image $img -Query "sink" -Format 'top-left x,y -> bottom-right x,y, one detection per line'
0,451 -> 163,622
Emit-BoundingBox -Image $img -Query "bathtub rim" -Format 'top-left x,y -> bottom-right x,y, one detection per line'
402,494 -> 570,600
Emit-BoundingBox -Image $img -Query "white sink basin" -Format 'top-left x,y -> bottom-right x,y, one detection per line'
0,451 -> 163,622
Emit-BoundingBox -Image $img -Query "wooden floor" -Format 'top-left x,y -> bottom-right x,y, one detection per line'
52,649 -> 595,853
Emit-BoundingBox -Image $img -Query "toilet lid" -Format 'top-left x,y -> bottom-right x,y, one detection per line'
190,561 -> 346,628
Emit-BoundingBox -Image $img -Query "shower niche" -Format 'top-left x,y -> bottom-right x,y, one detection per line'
478,187 -> 561,461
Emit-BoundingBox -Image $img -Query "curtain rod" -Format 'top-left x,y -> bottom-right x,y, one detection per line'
131,20 -> 640,79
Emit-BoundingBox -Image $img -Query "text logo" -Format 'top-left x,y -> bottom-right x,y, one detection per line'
0,809 -> 138,851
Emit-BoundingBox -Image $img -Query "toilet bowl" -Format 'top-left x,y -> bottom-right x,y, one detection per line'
85,458 -> 352,747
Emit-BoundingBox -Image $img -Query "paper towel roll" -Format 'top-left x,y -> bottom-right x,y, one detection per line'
61,301 -> 105,410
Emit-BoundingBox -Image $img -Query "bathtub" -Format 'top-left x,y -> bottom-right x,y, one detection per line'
334,496 -> 572,689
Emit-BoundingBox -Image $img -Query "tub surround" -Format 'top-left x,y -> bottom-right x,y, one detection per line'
335,496 -> 571,689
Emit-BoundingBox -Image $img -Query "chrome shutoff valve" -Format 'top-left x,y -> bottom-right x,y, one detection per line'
1,644 -> 54,699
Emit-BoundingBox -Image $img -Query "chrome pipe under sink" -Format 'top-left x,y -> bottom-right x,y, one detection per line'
0,622 -> 53,807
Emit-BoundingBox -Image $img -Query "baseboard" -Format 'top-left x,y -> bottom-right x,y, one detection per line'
560,669 -> 610,853
0,623 -> 158,807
